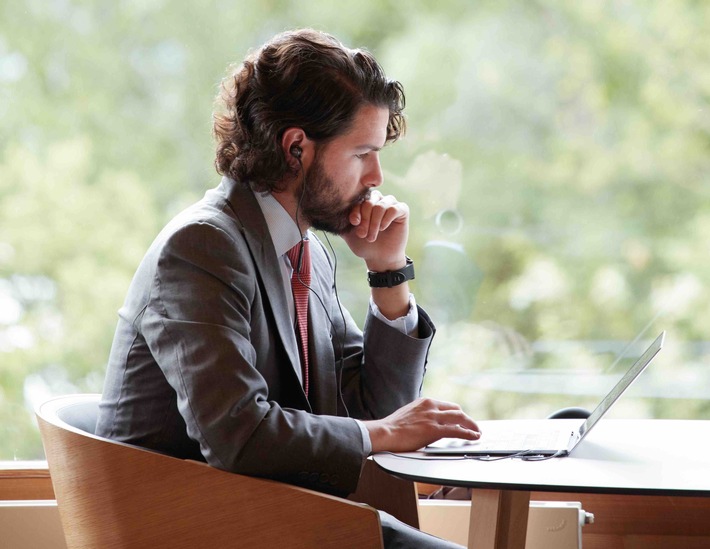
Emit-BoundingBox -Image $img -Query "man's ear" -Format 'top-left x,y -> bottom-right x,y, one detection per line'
281,128 -> 312,168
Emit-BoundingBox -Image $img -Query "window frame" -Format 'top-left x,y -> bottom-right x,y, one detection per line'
0,461 -> 54,500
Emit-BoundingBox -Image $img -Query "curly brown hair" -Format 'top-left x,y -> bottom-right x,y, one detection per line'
213,29 -> 406,193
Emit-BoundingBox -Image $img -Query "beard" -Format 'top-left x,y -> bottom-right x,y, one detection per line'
297,153 -> 370,235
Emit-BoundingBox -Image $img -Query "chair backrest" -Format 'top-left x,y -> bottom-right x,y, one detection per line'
37,394 -> 383,549
53,394 -> 99,434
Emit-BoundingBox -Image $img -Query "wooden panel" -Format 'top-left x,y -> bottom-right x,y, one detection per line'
582,534 -> 627,549
416,482 -> 443,496
531,491 -> 710,537
416,487 -> 710,547
0,467 -> 54,500
623,536 -> 710,549
584,534 -> 710,549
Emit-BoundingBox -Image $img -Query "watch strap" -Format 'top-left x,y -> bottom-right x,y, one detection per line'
367,257 -> 415,288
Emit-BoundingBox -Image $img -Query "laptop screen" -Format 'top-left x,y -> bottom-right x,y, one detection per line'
577,331 -> 665,441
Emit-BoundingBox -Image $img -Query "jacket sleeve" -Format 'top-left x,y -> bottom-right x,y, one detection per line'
309,236 -> 436,421
335,301 -> 435,420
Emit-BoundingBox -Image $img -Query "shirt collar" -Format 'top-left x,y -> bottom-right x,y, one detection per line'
253,191 -> 304,256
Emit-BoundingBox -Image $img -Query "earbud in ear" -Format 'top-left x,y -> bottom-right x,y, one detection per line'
290,145 -> 302,159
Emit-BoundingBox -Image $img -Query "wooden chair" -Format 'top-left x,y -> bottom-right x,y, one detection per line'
36,394 -> 385,549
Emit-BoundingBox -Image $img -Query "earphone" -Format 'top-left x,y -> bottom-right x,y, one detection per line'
288,144 -> 350,416
292,144 -> 306,273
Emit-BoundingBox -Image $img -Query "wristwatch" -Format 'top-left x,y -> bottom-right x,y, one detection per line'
367,257 -> 415,288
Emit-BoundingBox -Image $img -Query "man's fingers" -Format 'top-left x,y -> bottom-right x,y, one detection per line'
353,193 -> 407,241
447,423 -> 482,440
416,397 -> 463,411
349,190 -> 381,227
434,410 -> 481,435
410,398 -> 482,436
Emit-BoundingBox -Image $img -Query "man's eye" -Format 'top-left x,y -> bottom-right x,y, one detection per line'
356,153 -> 368,159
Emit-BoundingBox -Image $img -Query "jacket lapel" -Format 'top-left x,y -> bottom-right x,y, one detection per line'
216,178 -> 309,407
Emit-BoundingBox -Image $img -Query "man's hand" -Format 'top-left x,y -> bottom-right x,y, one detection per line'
364,398 -> 482,454
341,190 -> 409,272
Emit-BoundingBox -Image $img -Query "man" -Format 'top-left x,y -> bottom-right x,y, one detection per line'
97,29 -> 480,547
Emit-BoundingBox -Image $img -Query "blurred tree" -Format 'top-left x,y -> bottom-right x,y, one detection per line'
1,0 -> 709,459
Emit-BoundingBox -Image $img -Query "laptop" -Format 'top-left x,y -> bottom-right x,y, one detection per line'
423,331 -> 665,457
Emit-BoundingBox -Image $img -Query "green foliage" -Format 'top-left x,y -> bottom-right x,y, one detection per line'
1,0 -> 709,459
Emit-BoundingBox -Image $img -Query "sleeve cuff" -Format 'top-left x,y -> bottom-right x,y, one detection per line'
369,293 -> 419,338
355,419 -> 372,455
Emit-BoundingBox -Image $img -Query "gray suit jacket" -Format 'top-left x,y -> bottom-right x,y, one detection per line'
96,177 -> 435,496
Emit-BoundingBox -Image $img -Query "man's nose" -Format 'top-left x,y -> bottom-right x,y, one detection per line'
363,157 -> 383,188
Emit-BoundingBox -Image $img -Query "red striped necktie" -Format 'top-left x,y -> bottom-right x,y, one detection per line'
286,239 -> 311,397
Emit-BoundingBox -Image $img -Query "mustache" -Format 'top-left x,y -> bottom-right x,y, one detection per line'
355,189 -> 372,206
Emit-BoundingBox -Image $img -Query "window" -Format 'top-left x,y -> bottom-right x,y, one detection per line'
2,1 -> 708,462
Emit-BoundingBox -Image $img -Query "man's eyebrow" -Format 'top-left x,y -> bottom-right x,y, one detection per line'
358,144 -> 383,152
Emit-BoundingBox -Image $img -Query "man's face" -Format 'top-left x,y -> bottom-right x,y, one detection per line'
298,104 -> 388,234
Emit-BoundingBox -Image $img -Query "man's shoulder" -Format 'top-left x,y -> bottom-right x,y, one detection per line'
132,193 -> 246,276
157,179 -> 252,243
